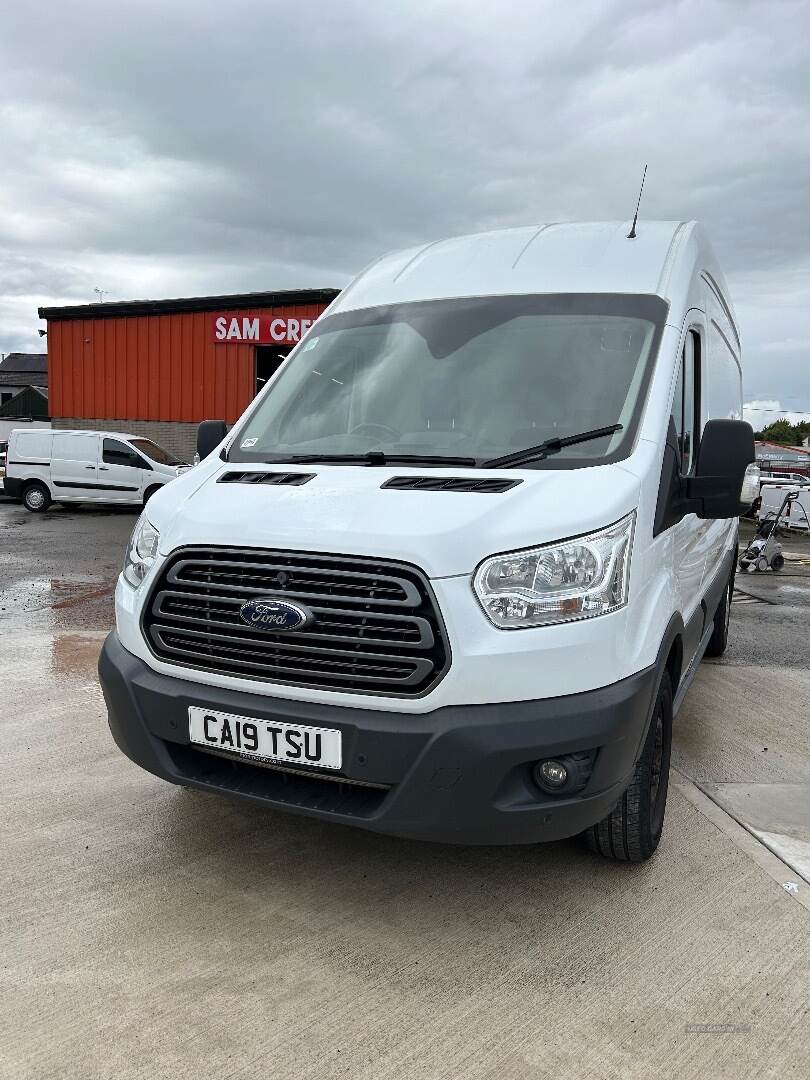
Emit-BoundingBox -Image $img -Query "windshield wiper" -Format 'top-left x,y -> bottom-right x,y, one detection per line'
480,424 -> 623,469
279,452 -> 479,467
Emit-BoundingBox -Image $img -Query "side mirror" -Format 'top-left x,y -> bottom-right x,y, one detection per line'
197,419 -> 228,460
687,419 -> 756,519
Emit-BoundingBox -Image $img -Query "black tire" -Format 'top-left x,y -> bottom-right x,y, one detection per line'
771,553 -> 785,571
22,481 -> 51,513
143,485 -> 161,506
583,672 -> 673,862
704,566 -> 735,658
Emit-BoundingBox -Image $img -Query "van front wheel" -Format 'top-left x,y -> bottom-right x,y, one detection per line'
22,482 -> 52,513
704,570 -> 734,658
583,672 -> 672,862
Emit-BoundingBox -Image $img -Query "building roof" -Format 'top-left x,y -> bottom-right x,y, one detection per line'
0,352 -> 47,375
0,385 -> 49,418
38,288 -> 341,322
0,352 -> 48,388
756,440 -> 810,457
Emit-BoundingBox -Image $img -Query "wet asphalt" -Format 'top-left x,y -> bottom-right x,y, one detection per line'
1,496 -> 809,1079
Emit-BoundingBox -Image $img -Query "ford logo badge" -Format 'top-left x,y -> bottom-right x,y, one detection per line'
239,597 -> 313,632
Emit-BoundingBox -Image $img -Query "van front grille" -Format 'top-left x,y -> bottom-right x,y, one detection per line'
142,547 -> 450,697
167,744 -> 390,816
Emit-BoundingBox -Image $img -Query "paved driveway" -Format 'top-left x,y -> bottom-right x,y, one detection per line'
1,501 -> 808,1079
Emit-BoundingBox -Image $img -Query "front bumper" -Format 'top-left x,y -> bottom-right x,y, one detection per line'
99,631 -> 658,845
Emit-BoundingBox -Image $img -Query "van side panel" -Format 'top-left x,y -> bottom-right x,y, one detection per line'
12,430 -> 53,462
4,430 -> 54,500
51,433 -> 100,500
637,232 -> 742,689
697,280 -> 742,598
706,303 -> 743,421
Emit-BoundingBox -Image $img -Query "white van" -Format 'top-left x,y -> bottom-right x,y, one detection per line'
4,429 -> 189,512
99,221 -> 757,862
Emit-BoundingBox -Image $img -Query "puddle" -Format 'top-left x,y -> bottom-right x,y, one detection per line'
0,576 -> 118,632
771,583 -> 810,596
50,633 -> 107,681
0,576 -> 116,615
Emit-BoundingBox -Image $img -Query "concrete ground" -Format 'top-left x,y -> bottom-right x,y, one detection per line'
1,501 -> 809,1080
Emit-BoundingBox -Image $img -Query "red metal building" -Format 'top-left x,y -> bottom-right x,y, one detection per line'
38,288 -> 339,458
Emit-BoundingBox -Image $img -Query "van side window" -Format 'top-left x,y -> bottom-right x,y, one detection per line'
103,439 -> 143,468
671,330 -> 701,475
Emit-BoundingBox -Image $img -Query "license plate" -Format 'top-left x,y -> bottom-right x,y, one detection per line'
188,707 -> 342,771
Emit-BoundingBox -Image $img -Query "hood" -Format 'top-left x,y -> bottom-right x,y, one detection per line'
152,461 -> 183,476
149,460 -> 642,579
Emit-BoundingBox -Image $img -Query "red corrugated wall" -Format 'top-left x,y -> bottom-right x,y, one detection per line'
48,302 -> 328,424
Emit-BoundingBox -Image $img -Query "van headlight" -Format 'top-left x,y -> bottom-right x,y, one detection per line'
123,513 -> 160,588
473,512 -> 635,629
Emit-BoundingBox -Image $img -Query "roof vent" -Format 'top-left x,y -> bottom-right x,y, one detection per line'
381,476 -> 522,494
217,471 -> 315,486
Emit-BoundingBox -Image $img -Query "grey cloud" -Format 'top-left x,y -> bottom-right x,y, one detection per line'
1,0 -> 809,412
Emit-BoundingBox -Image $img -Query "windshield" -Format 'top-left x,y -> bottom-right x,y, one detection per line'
230,294 -> 667,468
130,438 -> 183,466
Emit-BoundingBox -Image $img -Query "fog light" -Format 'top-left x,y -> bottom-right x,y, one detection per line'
535,759 -> 569,790
531,751 -> 597,796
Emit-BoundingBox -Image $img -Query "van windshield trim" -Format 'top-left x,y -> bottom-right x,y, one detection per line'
227,293 -> 669,471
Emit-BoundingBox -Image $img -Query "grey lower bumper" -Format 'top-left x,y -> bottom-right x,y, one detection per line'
99,632 -> 659,845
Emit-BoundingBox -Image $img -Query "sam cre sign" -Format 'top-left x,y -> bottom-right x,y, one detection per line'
212,314 -> 315,345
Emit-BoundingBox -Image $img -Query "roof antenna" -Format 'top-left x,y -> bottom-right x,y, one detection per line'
626,163 -> 648,239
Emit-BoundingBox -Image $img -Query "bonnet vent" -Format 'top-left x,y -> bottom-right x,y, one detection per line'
381,476 -> 522,494
217,471 -> 315,486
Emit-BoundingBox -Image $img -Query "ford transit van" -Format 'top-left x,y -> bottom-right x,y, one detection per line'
5,429 -> 189,511
99,221 -> 757,861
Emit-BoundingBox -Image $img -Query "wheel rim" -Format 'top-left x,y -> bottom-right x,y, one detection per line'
27,489 -> 44,509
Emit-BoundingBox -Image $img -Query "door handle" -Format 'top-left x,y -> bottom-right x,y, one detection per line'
85,465 -> 95,470
99,466 -> 110,471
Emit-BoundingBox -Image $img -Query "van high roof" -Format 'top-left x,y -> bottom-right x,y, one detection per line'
335,220 -> 733,331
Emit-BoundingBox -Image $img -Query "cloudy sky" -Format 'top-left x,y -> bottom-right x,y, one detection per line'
1,0 -> 808,424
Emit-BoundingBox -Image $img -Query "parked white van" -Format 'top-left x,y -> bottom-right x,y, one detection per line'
99,221 -> 757,862
4,429 -> 189,511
